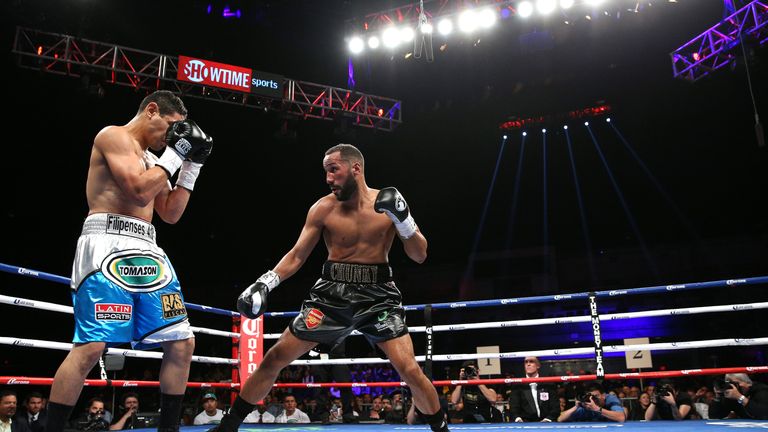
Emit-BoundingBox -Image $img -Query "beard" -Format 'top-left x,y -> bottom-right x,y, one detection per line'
335,175 -> 358,201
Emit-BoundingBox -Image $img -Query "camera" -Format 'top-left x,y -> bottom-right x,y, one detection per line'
654,384 -> 674,398
713,379 -> 739,393
78,414 -> 108,432
464,365 -> 478,379
577,393 -> 597,405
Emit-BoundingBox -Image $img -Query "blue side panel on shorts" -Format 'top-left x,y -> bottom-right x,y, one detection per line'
72,272 -> 133,346
132,278 -> 188,342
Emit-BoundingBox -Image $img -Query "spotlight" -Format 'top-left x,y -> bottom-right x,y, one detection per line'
382,27 -> 401,48
522,131 -> 528,136
458,10 -> 478,33
438,18 -> 453,35
478,8 -> 497,28
518,1 -> 534,18
542,128 -> 547,133
503,134 -> 508,139
606,118 -> 611,122
348,37 -> 364,54
400,27 -> 415,42
563,125 -> 568,130
368,36 -> 380,49
560,0 -> 575,9
421,23 -> 434,34
536,0 -> 557,15
584,121 -> 589,126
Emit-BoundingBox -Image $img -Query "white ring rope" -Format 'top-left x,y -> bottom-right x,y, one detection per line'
282,337 -> 768,365
262,301 -> 768,339
0,294 -> 239,339
4,334 -> 766,367
0,336 -> 238,365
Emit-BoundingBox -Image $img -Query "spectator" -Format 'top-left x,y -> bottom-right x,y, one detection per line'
109,393 -> 144,430
243,404 -> 275,424
644,379 -> 692,420
1,391 -> 28,432
360,397 -> 384,421
628,392 -> 652,421
14,392 -> 45,432
509,357 -> 559,422
709,373 -> 768,420
557,384 -> 625,423
274,396 -> 309,424
193,393 -> 223,425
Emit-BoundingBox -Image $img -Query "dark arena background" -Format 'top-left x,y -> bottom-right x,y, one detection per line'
2,0 -> 768,430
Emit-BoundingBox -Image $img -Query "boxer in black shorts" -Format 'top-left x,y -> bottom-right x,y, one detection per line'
212,144 -> 449,432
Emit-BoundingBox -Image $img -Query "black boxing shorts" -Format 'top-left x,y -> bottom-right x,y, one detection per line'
289,261 -> 408,347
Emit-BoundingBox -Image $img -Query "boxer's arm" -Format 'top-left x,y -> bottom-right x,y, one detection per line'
98,127 -> 171,206
153,185 -> 191,224
401,230 -> 428,264
272,200 -> 325,281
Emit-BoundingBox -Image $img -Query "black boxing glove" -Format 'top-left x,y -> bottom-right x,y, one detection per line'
374,187 -> 418,239
237,270 -> 280,319
156,120 -> 213,178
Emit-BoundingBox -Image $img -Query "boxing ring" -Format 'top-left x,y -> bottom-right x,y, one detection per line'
2,262 -> 768,430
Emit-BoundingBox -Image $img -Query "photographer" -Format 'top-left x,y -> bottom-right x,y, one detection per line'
557,384 -> 625,423
450,361 -> 498,423
73,398 -> 110,432
709,373 -> 768,420
644,379 -> 692,420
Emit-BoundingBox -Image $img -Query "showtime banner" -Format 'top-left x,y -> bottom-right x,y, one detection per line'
177,56 -> 252,93
238,317 -> 264,385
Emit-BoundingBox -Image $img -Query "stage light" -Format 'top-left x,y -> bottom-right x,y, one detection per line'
458,10 -> 478,33
503,134 -> 508,139
478,8 -> 497,28
420,23 -> 433,34
560,0 -> 575,9
523,131 -> 528,136
536,0 -> 557,15
606,118 -> 611,122
400,27 -> 415,42
348,37 -> 364,54
564,125 -> 569,130
438,18 -> 453,35
368,36 -> 380,49
584,121 -> 589,126
542,128 -> 547,133
518,1 -> 534,18
382,27 -> 401,48
692,52 -> 700,61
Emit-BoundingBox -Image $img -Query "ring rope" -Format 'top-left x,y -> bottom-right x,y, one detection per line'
3,262 -> 766,316
2,366 -> 766,389
3,290 -> 765,343
262,301 -> 768,339
0,337 -> 237,365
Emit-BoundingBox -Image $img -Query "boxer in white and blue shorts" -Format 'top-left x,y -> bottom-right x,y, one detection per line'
71,213 -> 193,348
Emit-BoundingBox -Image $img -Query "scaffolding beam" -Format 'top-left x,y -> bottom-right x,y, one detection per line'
13,27 -> 402,132
670,0 -> 768,82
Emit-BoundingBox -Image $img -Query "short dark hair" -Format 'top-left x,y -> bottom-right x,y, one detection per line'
0,390 -> 17,400
586,383 -> 605,394
121,392 -> 139,404
25,392 -> 43,402
137,90 -> 187,117
325,143 -> 364,168
87,397 -> 104,408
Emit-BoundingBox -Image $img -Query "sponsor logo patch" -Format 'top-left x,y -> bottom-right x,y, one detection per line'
161,293 -> 187,319
95,303 -> 132,321
102,250 -> 172,292
305,308 -> 325,329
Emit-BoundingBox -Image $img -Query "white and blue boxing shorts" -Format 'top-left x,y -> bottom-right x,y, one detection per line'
70,213 -> 194,349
